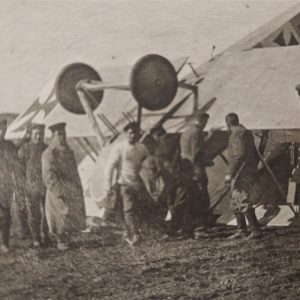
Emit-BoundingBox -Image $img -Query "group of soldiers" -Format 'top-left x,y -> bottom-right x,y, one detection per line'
0,120 -> 85,253
104,112 -> 262,246
0,110 -> 262,253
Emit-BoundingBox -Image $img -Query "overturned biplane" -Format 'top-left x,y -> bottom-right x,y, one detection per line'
7,2 -> 300,226
6,55 -> 199,218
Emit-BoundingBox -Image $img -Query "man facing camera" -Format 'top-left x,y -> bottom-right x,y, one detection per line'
18,123 -> 50,247
0,119 -> 20,253
104,122 -> 153,246
42,123 -> 86,250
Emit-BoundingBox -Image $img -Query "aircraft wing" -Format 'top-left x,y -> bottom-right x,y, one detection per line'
191,46 -> 300,131
153,3 -> 300,133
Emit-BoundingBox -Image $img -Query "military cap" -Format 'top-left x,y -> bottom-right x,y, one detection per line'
186,111 -> 209,123
31,123 -> 45,131
0,119 -> 8,127
48,122 -> 66,132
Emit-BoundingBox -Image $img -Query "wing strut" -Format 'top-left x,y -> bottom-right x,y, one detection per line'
75,138 -> 97,162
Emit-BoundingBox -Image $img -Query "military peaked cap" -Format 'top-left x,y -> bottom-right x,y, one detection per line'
48,122 -> 66,132
31,123 -> 45,131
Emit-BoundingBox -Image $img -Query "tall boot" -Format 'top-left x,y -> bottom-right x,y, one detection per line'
56,233 -> 69,251
123,211 -> 140,246
228,212 -> 247,240
245,208 -> 262,239
0,210 -> 11,253
124,211 -> 138,238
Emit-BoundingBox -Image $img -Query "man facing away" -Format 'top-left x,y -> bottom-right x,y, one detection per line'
104,122 -> 150,246
42,123 -> 86,250
0,119 -> 19,253
225,113 -> 261,239
18,123 -> 50,247
180,112 -> 214,232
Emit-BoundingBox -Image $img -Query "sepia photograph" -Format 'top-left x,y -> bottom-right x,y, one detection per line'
0,0 -> 300,299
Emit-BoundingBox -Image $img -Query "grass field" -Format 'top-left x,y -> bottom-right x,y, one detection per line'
1,226 -> 300,300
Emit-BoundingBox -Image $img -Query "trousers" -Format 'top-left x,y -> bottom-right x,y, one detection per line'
231,179 -> 253,214
231,178 -> 260,232
12,190 -> 29,239
0,205 -> 11,247
120,183 -> 157,237
25,192 -> 49,243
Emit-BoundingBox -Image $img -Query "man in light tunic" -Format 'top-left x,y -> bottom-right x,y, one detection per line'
104,122 -> 150,245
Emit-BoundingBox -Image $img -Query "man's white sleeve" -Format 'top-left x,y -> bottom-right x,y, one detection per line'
104,145 -> 121,193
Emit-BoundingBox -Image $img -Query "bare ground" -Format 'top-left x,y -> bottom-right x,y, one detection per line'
1,226 -> 300,300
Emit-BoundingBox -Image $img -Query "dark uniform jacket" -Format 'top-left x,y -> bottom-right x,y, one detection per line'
18,142 -> 47,196
155,133 -> 181,176
0,140 -> 19,208
180,124 -> 209,183
227,125 -> 258,181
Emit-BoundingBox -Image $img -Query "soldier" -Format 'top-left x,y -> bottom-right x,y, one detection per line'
104,122 -> 151,246
17,126 -> 32,149
150,125 -> 185,236
42,123 -> 86,250
18,123 -> 49,247
180,112 -> 214,232
11,126 -> 31,240
225,113 -> 261,239
0,119 -> 19,253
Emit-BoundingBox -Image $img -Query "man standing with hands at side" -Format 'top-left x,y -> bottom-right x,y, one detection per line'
42,123 -> 86,250
225,113 -> 261,240
19,123 -> 50,247
104,122 -> 152,246
0,119 -> 19,253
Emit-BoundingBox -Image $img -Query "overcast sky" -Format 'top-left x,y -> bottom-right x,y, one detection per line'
0,0 -> 297,113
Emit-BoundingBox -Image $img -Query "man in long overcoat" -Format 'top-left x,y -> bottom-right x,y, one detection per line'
18,123 -> 50,247
11,127 -> 31,240
42,122 -> 86,250
0,119 -> 20,253
225,113 -> 261,239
